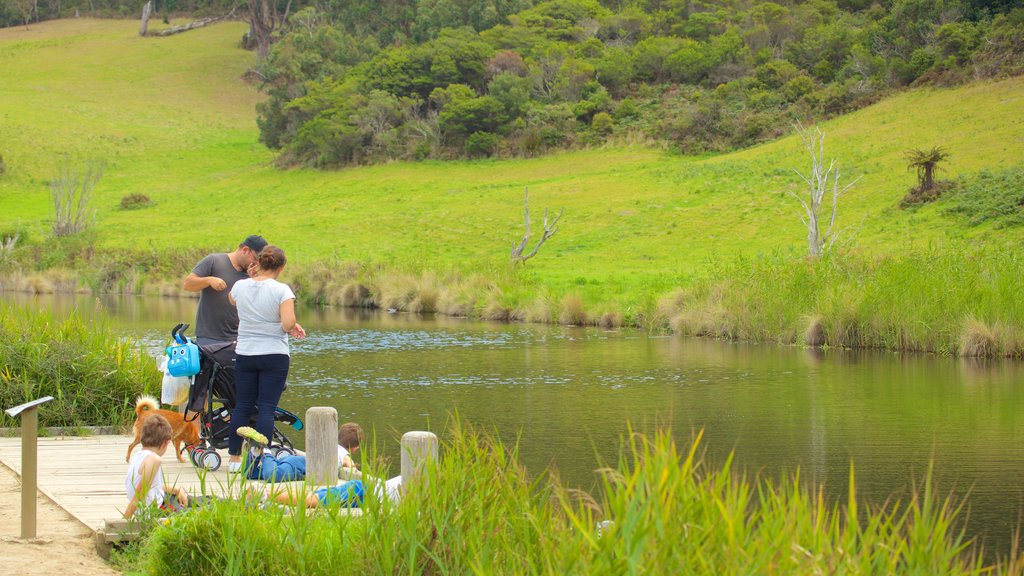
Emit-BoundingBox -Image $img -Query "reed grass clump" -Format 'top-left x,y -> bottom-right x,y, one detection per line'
597,309 -> 625,329
959,316 -> 1000,358
802,314 -> 826,346
480,289 -> 518,322
0,304 -> 158,428
128,420 -> 1019,575
667,250 -> 1024,356
558,293 -> 588,326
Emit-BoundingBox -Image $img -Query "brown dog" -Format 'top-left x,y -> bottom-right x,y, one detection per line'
126,396 -> 201,463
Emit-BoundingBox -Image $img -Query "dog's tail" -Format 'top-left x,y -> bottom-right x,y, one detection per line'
135,395 -> 159,416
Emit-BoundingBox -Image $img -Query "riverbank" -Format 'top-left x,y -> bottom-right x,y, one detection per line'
4,244 -> 1024,358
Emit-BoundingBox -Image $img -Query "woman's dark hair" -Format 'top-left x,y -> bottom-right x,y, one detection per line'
257,245 -> 287,271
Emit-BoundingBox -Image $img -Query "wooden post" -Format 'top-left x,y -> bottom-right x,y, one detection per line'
5,396 -> 54,539
400,431 -> 438,488
305,407 -> 338,486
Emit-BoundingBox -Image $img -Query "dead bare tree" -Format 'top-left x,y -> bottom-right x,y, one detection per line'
788,123 -> 858,258
51,159 -> 102,237
1,229 -> 18,259
139,0 -> 152,36
511,187 -> 563,265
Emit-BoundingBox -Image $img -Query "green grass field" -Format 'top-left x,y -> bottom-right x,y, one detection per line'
2,19 -> 1023,351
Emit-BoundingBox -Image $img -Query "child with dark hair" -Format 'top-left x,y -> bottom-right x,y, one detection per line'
124,414 -> 189,518
240,422 -> 401,507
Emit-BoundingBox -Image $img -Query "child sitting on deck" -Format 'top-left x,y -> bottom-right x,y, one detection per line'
124,414 -> 189,518
237,422 -> 364,483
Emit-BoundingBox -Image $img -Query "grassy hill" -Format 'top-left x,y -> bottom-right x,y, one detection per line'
1,19 -> 1023,353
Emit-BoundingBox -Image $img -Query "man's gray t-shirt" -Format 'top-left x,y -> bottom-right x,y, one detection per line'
192,253 -> 249,342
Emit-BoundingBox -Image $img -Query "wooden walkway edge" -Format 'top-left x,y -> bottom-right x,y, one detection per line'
0,435 -> 244,530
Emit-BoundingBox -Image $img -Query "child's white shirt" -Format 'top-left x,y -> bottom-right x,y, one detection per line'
125,449 -> 164,507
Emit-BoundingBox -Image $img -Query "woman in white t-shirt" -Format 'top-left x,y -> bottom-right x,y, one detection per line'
226,245 -> 306,472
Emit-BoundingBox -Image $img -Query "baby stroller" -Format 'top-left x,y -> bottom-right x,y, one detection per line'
171,323 -> 304,471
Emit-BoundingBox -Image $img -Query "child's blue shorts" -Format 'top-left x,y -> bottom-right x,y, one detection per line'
314,480 -> 365,507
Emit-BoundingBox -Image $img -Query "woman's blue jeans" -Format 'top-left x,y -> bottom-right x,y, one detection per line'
229,353 -> 289,456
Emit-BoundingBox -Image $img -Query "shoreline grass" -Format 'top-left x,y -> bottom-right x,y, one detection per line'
0,303 -> 159,428
117,420 -> 1023,574
5,244 -> 1024,358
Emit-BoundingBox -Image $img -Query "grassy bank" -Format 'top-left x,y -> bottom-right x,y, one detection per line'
0,304 -> 159,428
1,20 -> 1023,356
116,420 -> 1021,574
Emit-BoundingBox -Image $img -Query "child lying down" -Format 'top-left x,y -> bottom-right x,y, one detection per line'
237,425 -> 402,507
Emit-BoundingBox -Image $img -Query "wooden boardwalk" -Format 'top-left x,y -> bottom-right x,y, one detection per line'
0,434 -> 244,530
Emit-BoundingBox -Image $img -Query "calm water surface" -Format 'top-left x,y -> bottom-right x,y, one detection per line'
7,293 -> 1024,556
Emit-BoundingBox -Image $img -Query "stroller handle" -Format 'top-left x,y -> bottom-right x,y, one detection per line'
171,323 -> 191,344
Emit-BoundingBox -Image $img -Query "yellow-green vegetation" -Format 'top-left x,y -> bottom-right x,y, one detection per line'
1,20 -> 1023,354
0,304 -> 159,428
120,421 -> 1021,574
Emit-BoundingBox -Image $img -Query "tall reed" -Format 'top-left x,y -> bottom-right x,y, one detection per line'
0,303 -> 159,428
129,420 -> 1020,575
665,250 -> 1024,356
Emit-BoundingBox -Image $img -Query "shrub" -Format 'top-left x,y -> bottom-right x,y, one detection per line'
943,168 -> 1024,227
591,111 -> 613,135
119,193 -> 153,210
464,131 -> 499,157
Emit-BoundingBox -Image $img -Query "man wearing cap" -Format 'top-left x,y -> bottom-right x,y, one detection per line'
180,235 -> 268,422
183,234 -> 268,345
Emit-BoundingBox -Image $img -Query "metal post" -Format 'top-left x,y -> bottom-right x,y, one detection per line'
5,396 -> 53,540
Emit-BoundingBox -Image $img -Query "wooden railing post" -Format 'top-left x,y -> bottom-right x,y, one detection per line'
400,431 -> 438,489
5,396 -> 54,539
305,407 -> 338,486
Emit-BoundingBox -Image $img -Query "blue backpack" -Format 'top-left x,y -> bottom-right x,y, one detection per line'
166,323 -> 201,377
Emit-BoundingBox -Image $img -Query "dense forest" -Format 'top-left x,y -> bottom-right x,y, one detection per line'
3,0 -> 1022,167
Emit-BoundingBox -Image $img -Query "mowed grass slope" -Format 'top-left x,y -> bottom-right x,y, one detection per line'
2,20 -> 1024,346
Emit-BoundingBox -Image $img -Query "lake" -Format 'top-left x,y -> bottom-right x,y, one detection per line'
6,292 -> 1024,557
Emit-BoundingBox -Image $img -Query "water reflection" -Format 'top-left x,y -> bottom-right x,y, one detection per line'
4,292 -> 1024,557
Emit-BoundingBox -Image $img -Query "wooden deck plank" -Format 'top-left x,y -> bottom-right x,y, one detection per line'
0,435 -> 251,530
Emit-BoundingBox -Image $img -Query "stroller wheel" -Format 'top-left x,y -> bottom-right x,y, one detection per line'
274,446 -> 295,457
189,447 -> 203,467
201,450 -> 222,472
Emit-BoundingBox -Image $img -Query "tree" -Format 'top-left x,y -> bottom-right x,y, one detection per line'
787,123 -> 857,258
248,0 -> 294,60
906,146 -> 949,192
10,0 -> 36,27
511,187 -> 563,265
